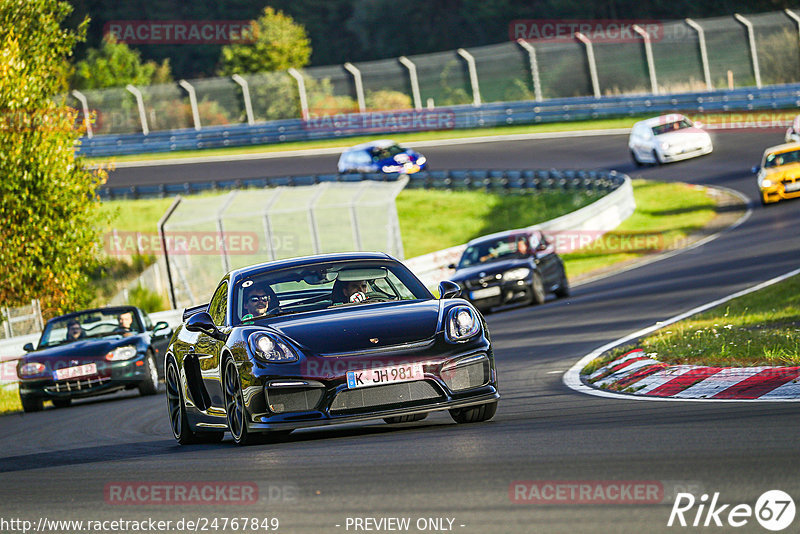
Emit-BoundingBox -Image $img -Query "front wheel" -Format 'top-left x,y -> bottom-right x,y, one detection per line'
52,398 -> 72,409
20,395 -> 43,413
630,149 -> 643,167
530,272 -> 546,305
554,267 -> 570,298
652,149 -> 663,165
224,359 -> 258,446
138,351 -> 159,396
449,401 -> 497,424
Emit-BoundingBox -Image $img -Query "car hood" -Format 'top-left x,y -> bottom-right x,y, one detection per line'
763,161 -> 800,178
263,300 -> 441,354
655,129 -> 709,145
22,336 -> 141,365
450,257 -> 532,282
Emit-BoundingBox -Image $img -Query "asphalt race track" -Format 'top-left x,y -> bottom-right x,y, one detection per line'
3,130 -> 799,533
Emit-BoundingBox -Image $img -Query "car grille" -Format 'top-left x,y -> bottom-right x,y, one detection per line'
441,358 -> 490,392
464,276 -> 500,289
45,376 -> 112,393
329,380 -> 442,414
266,387 -> 323,414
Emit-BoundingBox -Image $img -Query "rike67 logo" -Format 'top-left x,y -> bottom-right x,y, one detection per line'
668,490 -> 795,531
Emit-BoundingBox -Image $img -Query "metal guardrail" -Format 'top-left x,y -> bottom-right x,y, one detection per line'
98,169 -> 626,200
78,83 -> 800,158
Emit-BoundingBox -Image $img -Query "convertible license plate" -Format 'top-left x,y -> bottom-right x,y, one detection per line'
54,363 -> 97,381
784,181 -> 800,192
470,286 -> 501,300
346,363 -> 424,389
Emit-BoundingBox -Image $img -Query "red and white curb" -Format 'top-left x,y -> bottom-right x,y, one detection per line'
587,349 -> 800,400
564,266 -> 800,402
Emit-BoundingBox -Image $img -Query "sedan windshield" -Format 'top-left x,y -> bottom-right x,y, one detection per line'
764,149 -> 800,168
651,119 -> 692,136
369,144 -> 405,161
458,237 -> 529,268
38,308 -> 143,348
233,260 -> 431,324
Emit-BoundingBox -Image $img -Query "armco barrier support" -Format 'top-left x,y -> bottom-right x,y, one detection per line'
76,83 -> 800,158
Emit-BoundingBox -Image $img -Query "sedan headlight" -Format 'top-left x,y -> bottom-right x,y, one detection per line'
761,179 -> 773,188
445,306 -> 481,343
416,156 -> 427,165
382,165 -> 403,173
249,332 -> 298,363
18,362 -> 46,378
107,345 -> 138,361
502,267 -> 531,281
660,142 -> 671,150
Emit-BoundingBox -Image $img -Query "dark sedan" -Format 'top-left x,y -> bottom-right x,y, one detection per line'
448,230 -> 569,313
165,252 -> 499,445
17,306 -> 172,412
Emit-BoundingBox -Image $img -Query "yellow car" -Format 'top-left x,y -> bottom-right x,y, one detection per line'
754,142 -> 800,205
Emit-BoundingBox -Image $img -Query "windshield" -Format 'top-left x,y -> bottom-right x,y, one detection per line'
458,236 -> 530,268
764,149 -> 800,168
233,259 -> 431,324
651,119 -> 692,136
38,308 -> 143,348
369,144 -> 405,161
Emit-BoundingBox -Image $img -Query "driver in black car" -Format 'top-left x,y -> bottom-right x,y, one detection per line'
243,285 -> 278,320
65,319 -> 86,342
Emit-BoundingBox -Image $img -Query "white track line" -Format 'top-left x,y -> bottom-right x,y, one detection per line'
95,128 -> 632,169
563,266 -> 800,402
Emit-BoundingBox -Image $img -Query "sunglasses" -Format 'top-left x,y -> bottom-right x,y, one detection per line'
249,295 -> 270,303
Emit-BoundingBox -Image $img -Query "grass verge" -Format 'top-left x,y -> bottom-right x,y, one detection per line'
0,384 -> 21,414
84,117 -> 640,165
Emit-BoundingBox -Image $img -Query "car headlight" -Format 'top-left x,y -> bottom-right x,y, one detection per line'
416,156 -> 427,165
18,362 -> 46,378
445,306 -> 481,343
660,142 -> 670,150
382,165 -> 403,173
761,179 -> 773,188
107,345 -> 138,361
249,332 -> 298,363
502,267 -> 531,281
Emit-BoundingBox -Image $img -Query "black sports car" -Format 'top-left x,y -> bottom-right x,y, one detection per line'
165,252 -> 499,445
17,306 -> 173,412
448,229 -> 569,313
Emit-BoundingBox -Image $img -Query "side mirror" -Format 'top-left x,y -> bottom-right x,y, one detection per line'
152,321 -> 170,336
438,280 -> 461,299
23,343 -> 35,352
447,263 -> 457,270
751,165 -> 760,174
185,312 -> 226,341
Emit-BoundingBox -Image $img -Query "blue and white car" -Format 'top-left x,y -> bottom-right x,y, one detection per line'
338,140 -> 427,174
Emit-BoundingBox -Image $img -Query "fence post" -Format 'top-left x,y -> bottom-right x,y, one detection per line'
125,84 -> 149,135
158,196 -> 182,309
457,48 -> 482,106
231,74 -> 255,125
350,182 -> 370,250
786,9 -> 800,41
308,184 -> 326,254
685,19 -> 713,90
398,56 -> 422,110
343,62 -> 366,113
178,80 -> 202,131
516,39 -> 543,102
287,68 -> 310,121
1,307 -> 10,338
262,189 -> 283,260
71,90 -> 93,138
734,14 -> 762,89
575,33 -> 601,98
33,299 -> 43,331
217,191 -> 238,274
632,25 -> 659,95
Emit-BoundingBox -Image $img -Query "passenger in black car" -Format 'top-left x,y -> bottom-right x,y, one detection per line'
331,279 -> 369,304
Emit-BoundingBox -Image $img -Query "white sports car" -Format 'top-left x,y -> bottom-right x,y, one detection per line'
628,114 -> 713,165
784,115 -> 800,144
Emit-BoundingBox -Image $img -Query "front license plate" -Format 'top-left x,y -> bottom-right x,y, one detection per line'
470,286 -> 501,300
54,363 -> 97,381
346,363 -> 424,389
784,181 -> 800,192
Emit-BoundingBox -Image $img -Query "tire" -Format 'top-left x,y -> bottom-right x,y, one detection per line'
652,149 -> 663,166
20,395 -> 43,413
138,351 -> 159,396
384,413 -> 428,424
449,401 -> 497,424
554,266 -> 570,298
166,358 -> 201,445
530,272 -> 546,305
224,358 -> 258,446
52,398 -> 72,409
630,149 -> 643,167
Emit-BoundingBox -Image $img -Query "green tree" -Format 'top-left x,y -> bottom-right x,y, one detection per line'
218,7 -> 311,75
72,34 -> 172,90
0,0 -> 107,318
